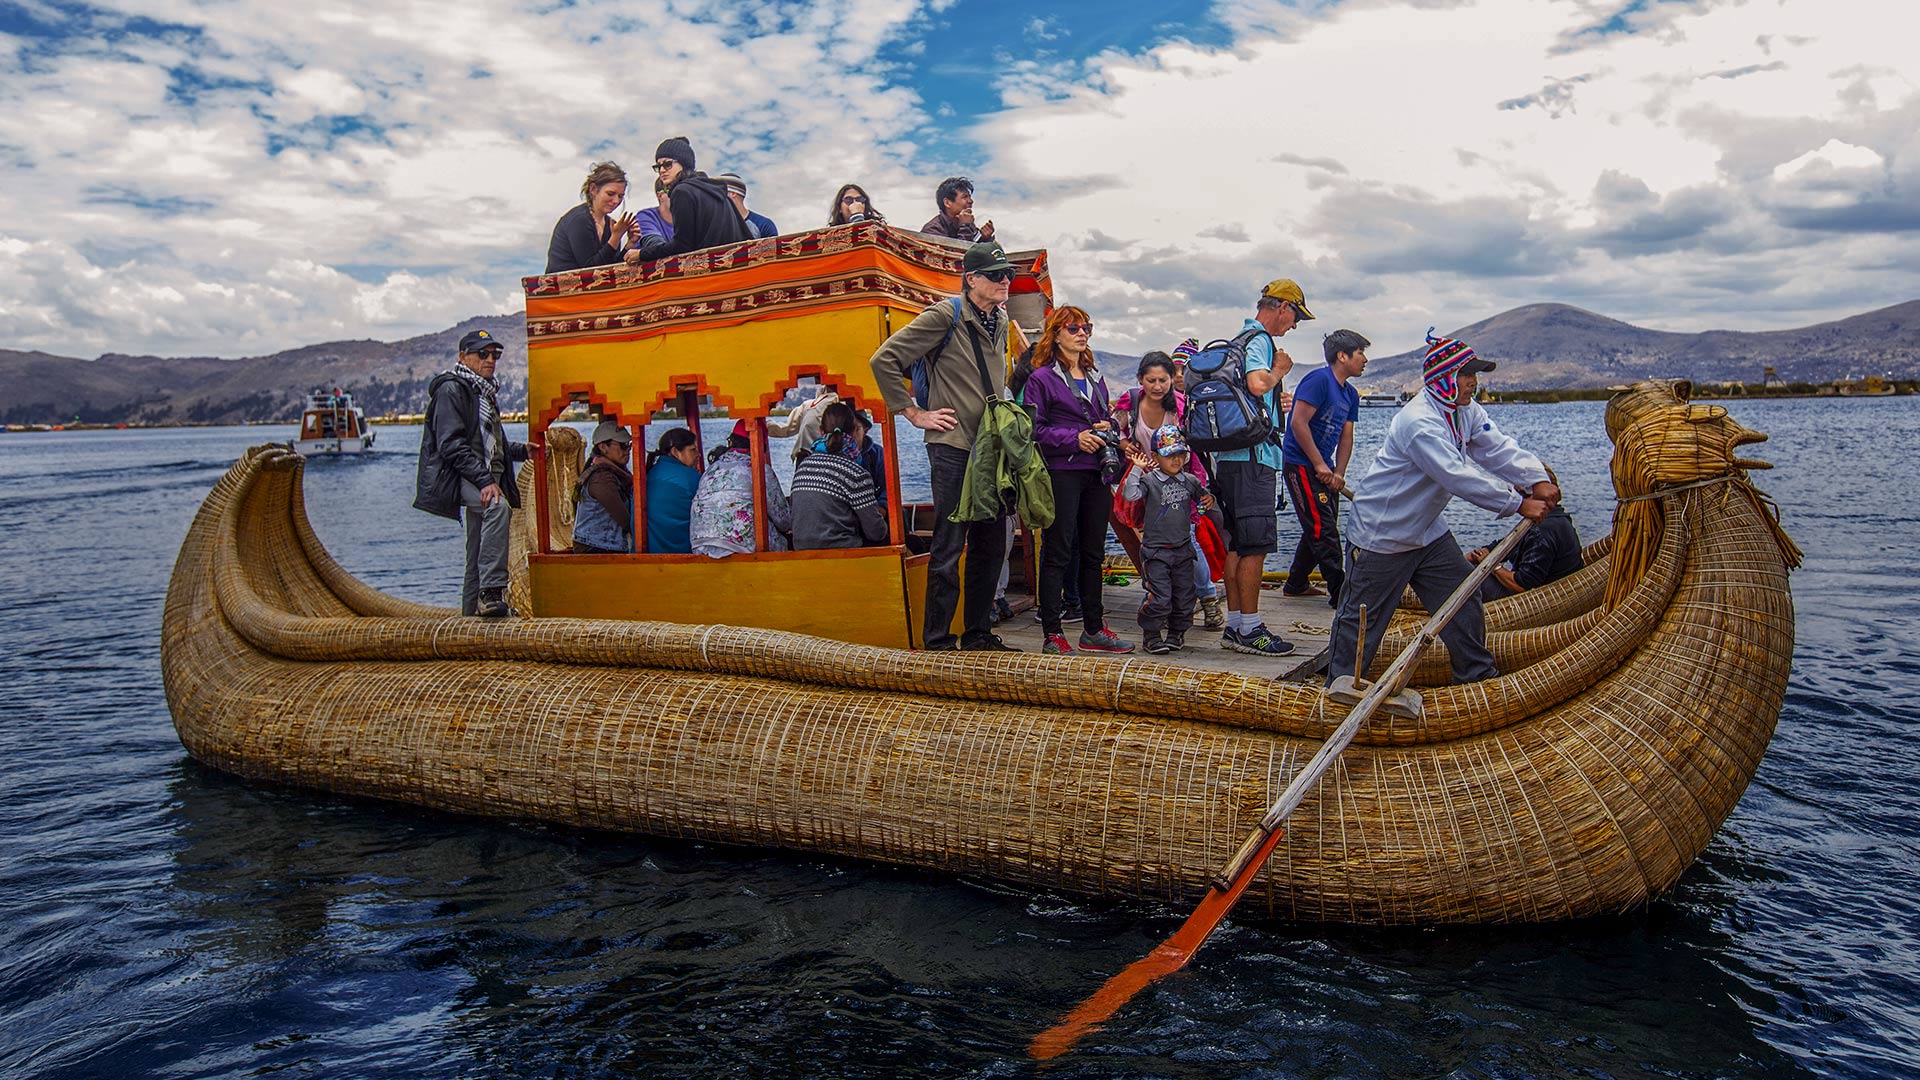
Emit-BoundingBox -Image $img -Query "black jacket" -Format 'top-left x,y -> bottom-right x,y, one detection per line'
413,370 -> 529,520
656,173 -> 753,258
545,202 -> 624,274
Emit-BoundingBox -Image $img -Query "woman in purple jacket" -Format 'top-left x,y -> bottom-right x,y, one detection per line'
1022,306 -> 1135,655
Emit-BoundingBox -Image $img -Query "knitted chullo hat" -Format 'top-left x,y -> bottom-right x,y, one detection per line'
655,136 -> 695,172
1422,328 -> 1475,441
1171,338 -> 1200,364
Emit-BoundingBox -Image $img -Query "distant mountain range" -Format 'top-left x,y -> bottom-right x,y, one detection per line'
3,301 -> 1915,425
1363,300 -> 1920,391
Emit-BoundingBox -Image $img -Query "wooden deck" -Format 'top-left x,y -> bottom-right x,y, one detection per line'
991,578 -> 1336,682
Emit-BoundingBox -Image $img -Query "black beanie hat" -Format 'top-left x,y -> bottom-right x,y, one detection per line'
655,136 -> 695,172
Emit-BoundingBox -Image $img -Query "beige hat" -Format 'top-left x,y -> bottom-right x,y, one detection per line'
591,420 -> 632,446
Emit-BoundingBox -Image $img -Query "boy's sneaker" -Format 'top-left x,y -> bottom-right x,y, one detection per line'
1145,636 -> 1176,655
960,633 -> 1019,652
1078,625 -> 1135,654
1220,626 -> 1246,652
1043,633 -> 1075,655
1167,632 -> 1186,651
991,597 -> 1014,625
1239,625 -> 1296,656
1061,604 -> 1084,625
1198,595 -> 1225,629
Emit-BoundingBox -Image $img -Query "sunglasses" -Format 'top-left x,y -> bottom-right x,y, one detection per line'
1060,323 -> 1094,335
478,348 -> 504,358
841,194 -> 866,205
651,160 -> 677,172
977,268 -> 1015,283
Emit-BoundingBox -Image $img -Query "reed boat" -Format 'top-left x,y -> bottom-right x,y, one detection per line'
161,223 -> 1801,924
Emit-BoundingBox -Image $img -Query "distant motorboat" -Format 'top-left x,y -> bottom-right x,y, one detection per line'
1357,389 -> 1409,407
291,388 -> 375,456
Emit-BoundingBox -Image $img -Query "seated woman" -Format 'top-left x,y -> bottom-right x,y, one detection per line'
848,406 -> 887,505
690,420 -> 791,557
644,427 -> 701,554
572,421 -> 636,554
546,162 -> 634,274
624,175 -> 673,264
827,183 -> 886,226
790,403 -> 888,551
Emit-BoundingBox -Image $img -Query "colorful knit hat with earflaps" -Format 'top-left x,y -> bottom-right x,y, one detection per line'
1422,328 -> 1479,444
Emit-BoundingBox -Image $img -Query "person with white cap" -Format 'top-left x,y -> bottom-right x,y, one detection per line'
1329,330 -> 1560,686
571,419 -> 637,555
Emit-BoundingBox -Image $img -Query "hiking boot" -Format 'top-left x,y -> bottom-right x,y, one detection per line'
1061,604 -> 1084,625
1198,595 -> 1225,629
1043,633 -> 1075,655
1167,631 -> 1186,651
961,633 -> 1018,652
475,588 -> 510,618
1239,625 -> 1296,656
1145,636 -> 1176,655
1078,625 -> 1135,654
992,597 -> 1014,625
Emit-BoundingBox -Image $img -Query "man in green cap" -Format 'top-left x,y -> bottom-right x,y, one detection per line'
869,240 -> 1019,650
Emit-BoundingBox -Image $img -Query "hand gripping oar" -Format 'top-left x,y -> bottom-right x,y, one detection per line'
1030,514 -> 1536,1060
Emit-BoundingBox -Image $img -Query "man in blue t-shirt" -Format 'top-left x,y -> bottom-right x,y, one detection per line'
1280,329 -> 1368,607
1212,278 -> 1311,657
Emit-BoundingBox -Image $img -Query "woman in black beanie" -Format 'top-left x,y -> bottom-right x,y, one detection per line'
641,136 -> 751,260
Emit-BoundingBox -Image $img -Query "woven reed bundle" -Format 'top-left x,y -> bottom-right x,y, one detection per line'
161,383 -> 1796,924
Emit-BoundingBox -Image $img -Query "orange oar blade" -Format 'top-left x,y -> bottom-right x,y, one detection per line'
1028,825 -> 1285,1060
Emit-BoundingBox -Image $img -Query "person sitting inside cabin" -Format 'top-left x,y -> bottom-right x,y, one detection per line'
626,176 -> 675,264
790,403 -> 888,551
546,161 -> 635,274
1468,465 -> 1582,602
827,183 -> 885,226
716,173 -> 778,238
847,406 -> 887,505
643,137 -> 752,259
919,176 -> 994,242
1329,331 -> 1559,688
1123,424 -> 1217,655
412,330 -> 529,618
645,428 -> 701,554
690,419 -> 791,557
572,420 -> 636,554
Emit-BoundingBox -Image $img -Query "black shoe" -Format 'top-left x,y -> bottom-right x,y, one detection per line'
476,588 -> 510,618
961,633 -> 1019,652
1061,605 -> 1084,625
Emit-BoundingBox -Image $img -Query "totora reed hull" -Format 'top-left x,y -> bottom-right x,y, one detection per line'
161,382 -> 1797,925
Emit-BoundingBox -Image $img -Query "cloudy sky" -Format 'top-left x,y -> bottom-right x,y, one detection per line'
1,0 -> 1913,360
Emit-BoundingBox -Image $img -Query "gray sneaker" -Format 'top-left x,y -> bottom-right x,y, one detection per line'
1078,625 -> 1135,654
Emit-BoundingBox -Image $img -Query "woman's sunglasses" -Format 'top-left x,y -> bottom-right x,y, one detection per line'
841,194 -> 866,205
651,161 -> 676,172
1060,323 -> 1094,335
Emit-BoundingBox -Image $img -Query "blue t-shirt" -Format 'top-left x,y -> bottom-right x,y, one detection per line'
1281,366 -> 1359,469
1213,318 -> 1283,470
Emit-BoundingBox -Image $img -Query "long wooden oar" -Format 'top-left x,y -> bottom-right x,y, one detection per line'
1030,514 -> 1536,1060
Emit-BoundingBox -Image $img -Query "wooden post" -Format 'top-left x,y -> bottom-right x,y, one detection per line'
749,416 -> 770,552
531,430 -> 551,556
879,403 -> 905,546
679,387 -> 705,462
630,420 -> 647,553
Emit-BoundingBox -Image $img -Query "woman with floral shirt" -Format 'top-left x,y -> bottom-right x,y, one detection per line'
690,422 -> 791,557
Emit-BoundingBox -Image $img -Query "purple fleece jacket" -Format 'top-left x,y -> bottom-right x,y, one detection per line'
1025,363 -> 1112,472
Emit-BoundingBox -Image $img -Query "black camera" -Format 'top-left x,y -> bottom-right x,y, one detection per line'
1092,427 -> 1126,485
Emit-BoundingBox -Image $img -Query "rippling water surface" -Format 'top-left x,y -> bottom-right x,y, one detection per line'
2,398 -> 1916,1077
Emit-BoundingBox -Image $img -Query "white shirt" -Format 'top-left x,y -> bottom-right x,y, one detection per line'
1345,392 -> 1548,554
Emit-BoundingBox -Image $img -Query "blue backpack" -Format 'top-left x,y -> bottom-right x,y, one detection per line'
1183,327 -> 1275,452
909,297 -> 966,409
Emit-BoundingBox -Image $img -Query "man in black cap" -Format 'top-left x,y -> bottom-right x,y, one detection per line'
413,329 -> 530,617
637,136 -> 751,259
868,240 -> 1019,650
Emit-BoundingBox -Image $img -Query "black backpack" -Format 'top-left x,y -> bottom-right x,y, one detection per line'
1182,327 -> 1275,452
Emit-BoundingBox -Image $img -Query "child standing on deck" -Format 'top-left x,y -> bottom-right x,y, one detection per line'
1124,424 -> 1216,655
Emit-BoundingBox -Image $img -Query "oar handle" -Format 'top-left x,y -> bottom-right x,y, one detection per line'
1212,514 -> 1536,887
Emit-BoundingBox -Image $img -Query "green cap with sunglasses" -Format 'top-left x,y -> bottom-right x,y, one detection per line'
962,240 -> 1015,276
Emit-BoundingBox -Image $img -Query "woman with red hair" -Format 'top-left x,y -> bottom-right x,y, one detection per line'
1019,306 -> 1135,655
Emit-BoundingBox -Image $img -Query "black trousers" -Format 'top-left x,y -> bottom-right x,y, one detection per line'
1040,469 -> 1109,635
926,443 -> 1010,648
1283,462 -> 1344,602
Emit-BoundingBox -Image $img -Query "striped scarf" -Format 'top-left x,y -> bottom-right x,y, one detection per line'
448,360 -> 500,433
1421,328 -> 1477,446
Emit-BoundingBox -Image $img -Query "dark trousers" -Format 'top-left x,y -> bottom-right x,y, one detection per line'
926,443 -> 1009,648
1283,463 -> 1344,601
1139,544 -> 1196,638
1040,469 -> 1109,635
1327,532 -> 1499,686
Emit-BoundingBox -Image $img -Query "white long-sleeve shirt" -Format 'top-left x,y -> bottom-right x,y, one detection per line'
1345,392 -> 1548,555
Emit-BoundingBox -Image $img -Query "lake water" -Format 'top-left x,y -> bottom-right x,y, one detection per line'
1,397 -> 1916,1076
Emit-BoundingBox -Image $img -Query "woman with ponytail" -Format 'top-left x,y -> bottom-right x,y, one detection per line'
790,402 -> 887,551
644,427 -> 701,554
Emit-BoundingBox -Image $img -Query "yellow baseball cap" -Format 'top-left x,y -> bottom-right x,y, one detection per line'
1260,278 -> 1316,320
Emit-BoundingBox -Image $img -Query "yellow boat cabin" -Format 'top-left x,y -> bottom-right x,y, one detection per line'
519,222 -> 1053,649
